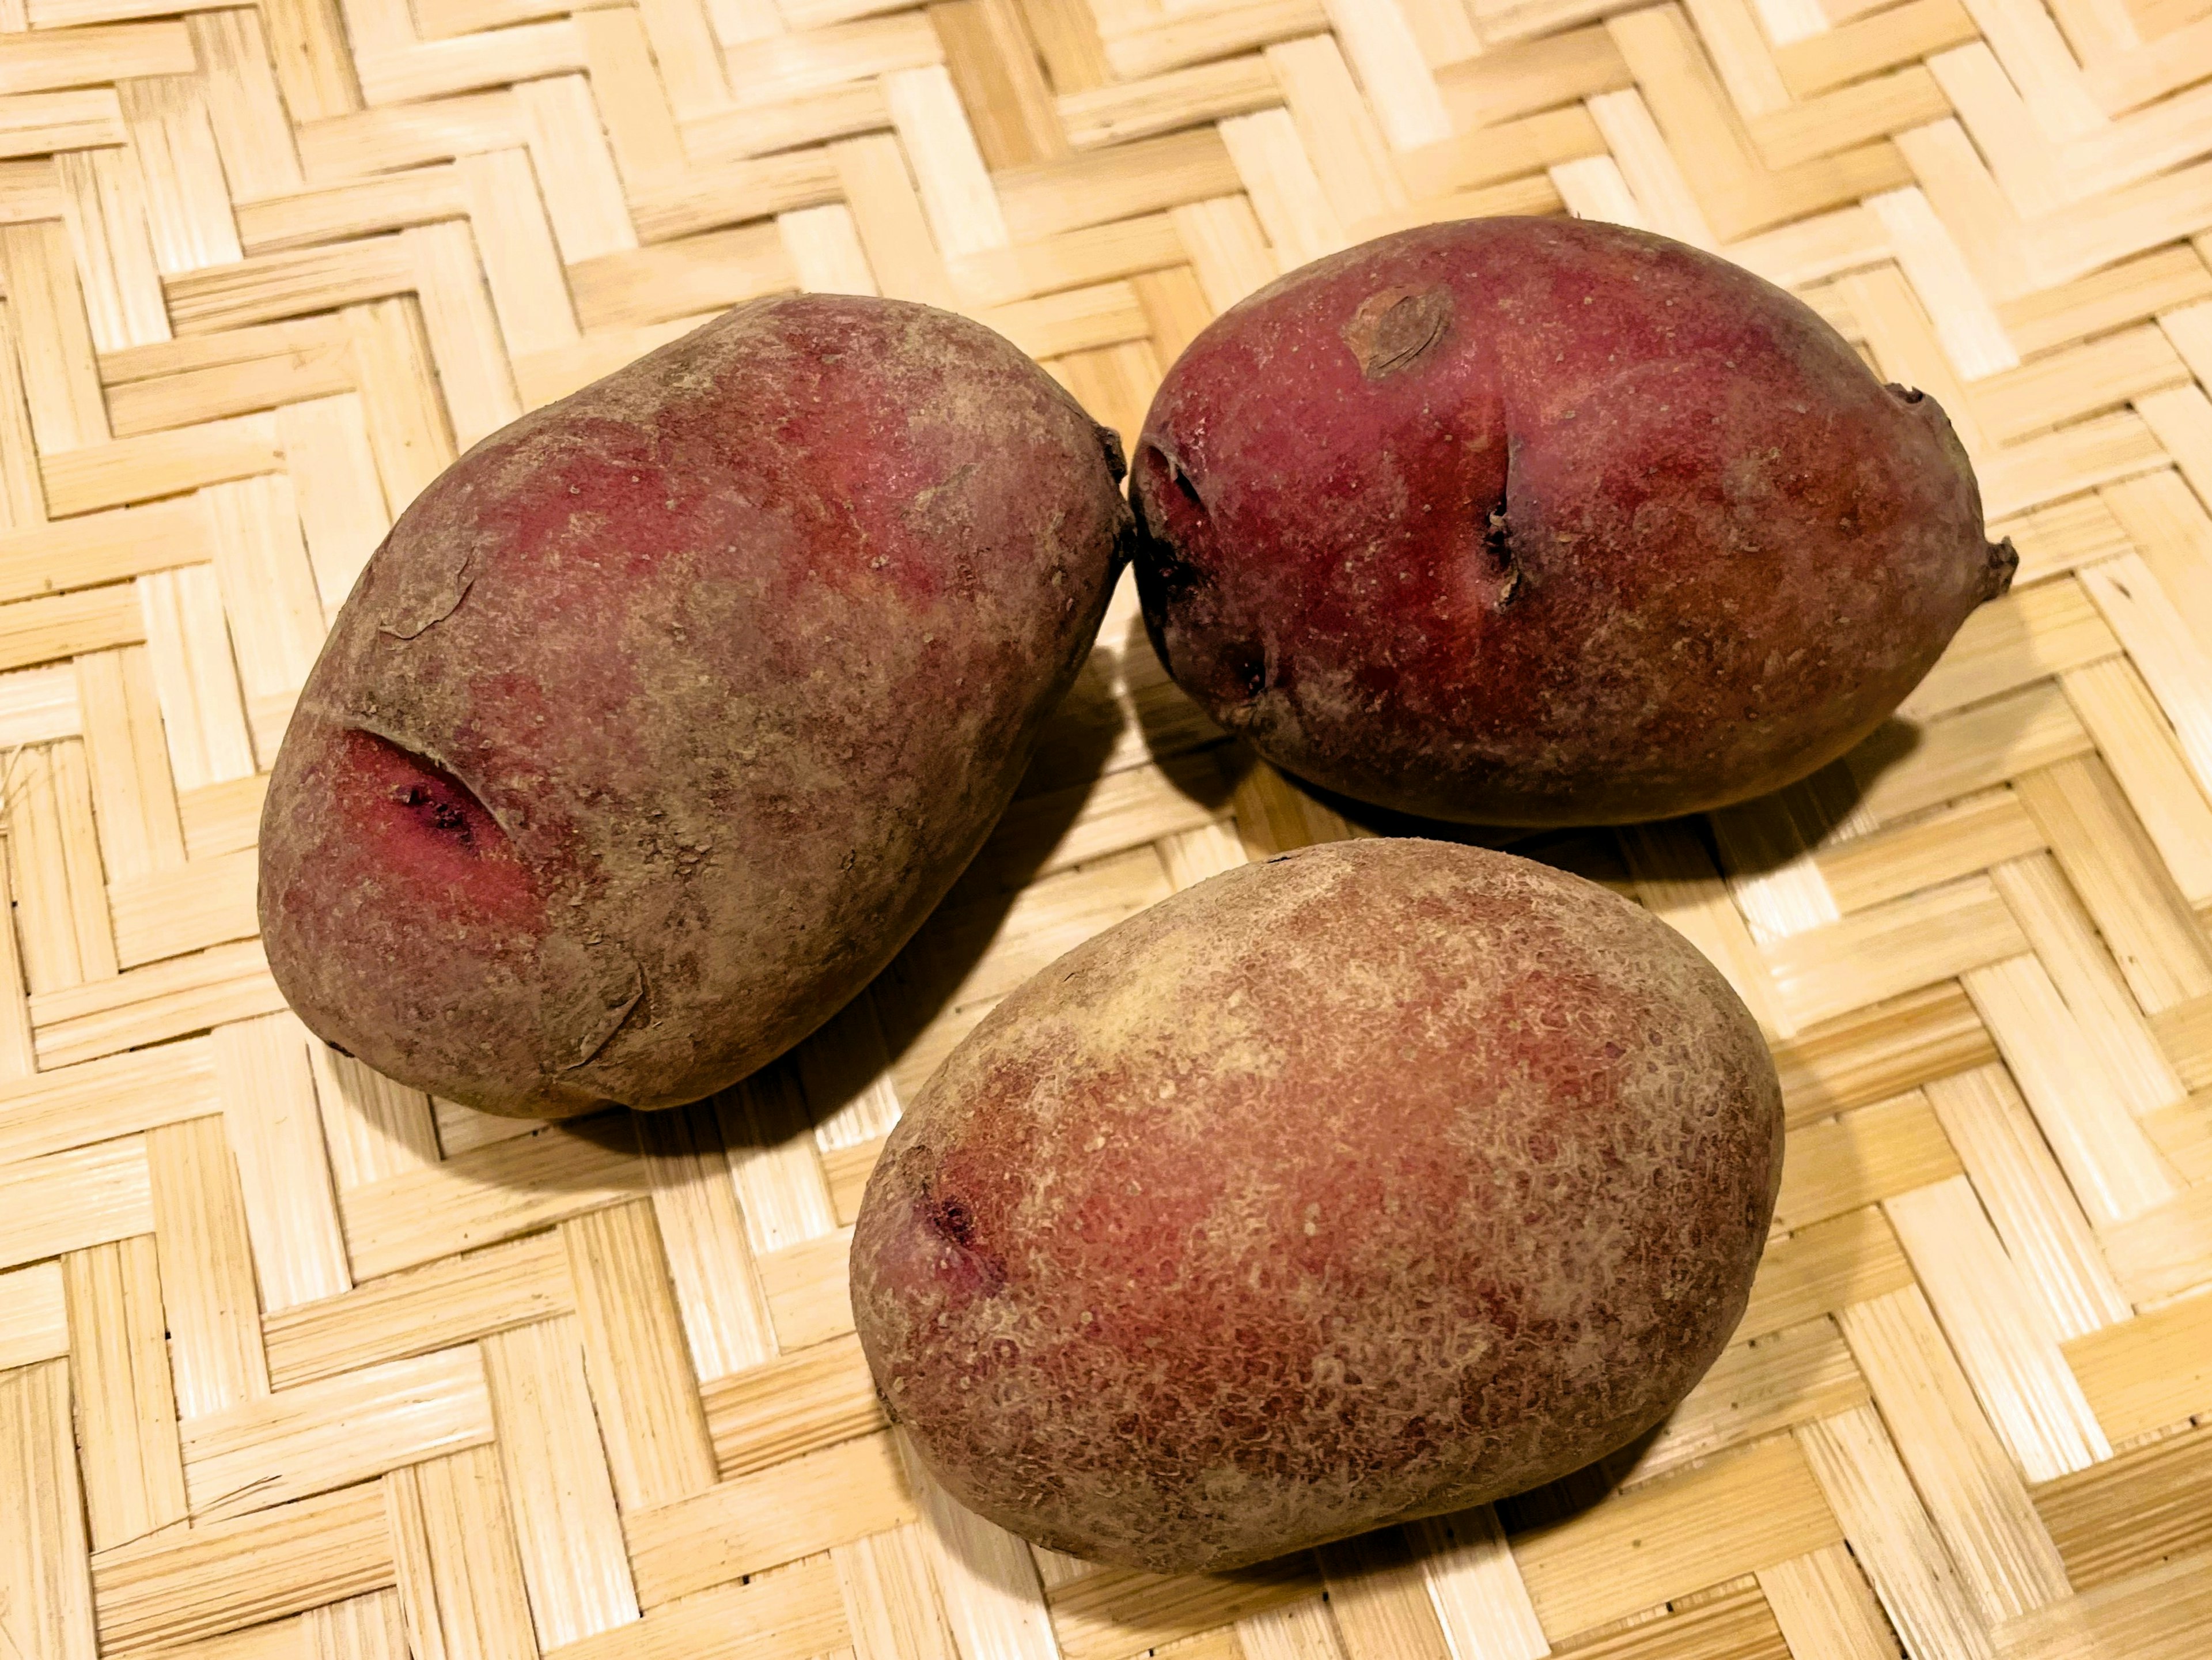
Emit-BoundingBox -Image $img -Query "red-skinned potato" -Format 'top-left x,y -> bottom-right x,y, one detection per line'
1131,218 -> 2016,825
259,296 -> 1130,1118
852,838 -> 1784,1575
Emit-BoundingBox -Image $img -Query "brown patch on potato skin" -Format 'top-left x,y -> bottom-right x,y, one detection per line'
259,296 -> 1131,1117
851,839 -> 1784,1574
1132,218 -> 2015,826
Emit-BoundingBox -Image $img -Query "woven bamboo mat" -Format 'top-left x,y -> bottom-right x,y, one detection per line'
0,2 -> 2209,1659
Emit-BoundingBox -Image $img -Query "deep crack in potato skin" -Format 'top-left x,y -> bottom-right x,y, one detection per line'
1131,218 -> 2016,826
258,295 -> 1131,1118
851,838 -> 1785,1575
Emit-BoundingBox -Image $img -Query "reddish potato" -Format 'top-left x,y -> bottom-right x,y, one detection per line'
260,296 -> 1130,1118
852,838 -> 1783,1574
1131,218 -> 2015,825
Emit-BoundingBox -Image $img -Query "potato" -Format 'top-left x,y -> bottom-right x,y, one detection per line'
851,838 -> 1783,1574
1130,218 -> 2016,825
259,296 -> 1130,1117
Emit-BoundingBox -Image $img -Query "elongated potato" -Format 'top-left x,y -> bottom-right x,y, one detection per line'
853,838 -> 1783,1574
1131,218 -> 2014,824
259,296 -> 1131,1117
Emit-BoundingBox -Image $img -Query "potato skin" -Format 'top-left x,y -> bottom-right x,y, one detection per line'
1131,218 -> 2016,825
851,838 -> 1783,1574
259,296 -> 1130,1117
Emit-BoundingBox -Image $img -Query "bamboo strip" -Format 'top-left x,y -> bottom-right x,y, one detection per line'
1402,1503 -> 1550,1660
1797,1406 -> 1997,1660
1961,954 -> 2181,1226
779,202 -> 879,294
309,1042 -> 438,1190
384,1443 -> 539,1660
1885,1178 -> 2111,1481
335,1121 -> 650,1280
2061,1281 -> 2212,1438
1708,778 -> 1850,944
1740,1205 -> 1918,1338
277,394 -> 389,614
178,773 -> 268,862
1509,1435 -> 1842,1638
0,1259 -> 67,1369
632,1101 -> 778,1382
115,74 -> 243,277
342,296 -> 456,515
137,563 -> 256,792
213,1013 -> 351,1310
56,149 -> 168,356
305,1592 -> 410,1660
1756,1542 -> 1903,1660
0,500 -> 211,604
0,847 -> 35,1082
0,219 -> 111,452
2097,1180 -> 2212,1299
1811,791 -> 2043,917
64,1234 -> 190,1551
1922,1066 -> 2131,1341
1838,1285 -> 2073,1623
1770,982 -> 1996,1125
1317,1529 -> 1455,1660
1772,1090 -> 1964,1233
108,845 -> 260,969
1767,876 -> 2032,1030
535,1555 -> 847,1660
146,1113 -> 271,1418
182,10 -> 309,201
513,74 -> 637,262
181,1344 -> 494,1522
30,937 -> 287,1071
0,1136 -> 153,1272
900,1429 -> 1063,1660
403,218 -> 522,448
0,1359 -> 99,1660
2013,757 -> 2212,1015
202,472 -> 324,764
5,742 -> 117,993
563,1197 -> 721,1509
481,1315 -> 641,1649
722,1060 -> 844,1255
756,1223 -> 858,1351
1050,1553 -> 1320,1660
1991,853 -> 2186,1111
75,645 -> 188,883
262,1230 -> 569,1390
699,1330 -> 884,1479
1237,1594 -> 1351,1660
1991,1546 -> 2212,1660
834,1522 -> 960,1660
1617,1317 -> 1871,1487
90,1483 -> 395,1655
623,1432 -> 917,1606
2033,1423 -> 2212,1590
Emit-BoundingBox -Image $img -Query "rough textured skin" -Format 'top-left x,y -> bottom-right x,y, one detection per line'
851,838 -> 1785,1574
259,296 -> 1130,1117
1131,218 -> 2017,825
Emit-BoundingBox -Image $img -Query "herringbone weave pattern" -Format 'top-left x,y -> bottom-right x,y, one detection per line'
0,2 -> 2209,1658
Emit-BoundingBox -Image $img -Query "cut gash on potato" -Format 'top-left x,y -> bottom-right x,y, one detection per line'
259,295 -> 1131,1118
853,837 -> 1785,1574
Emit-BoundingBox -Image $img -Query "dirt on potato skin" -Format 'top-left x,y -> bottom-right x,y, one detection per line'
851,838 -> 1785,1575
1131,217 -> 2016,826
259,295 -> 1131,1118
